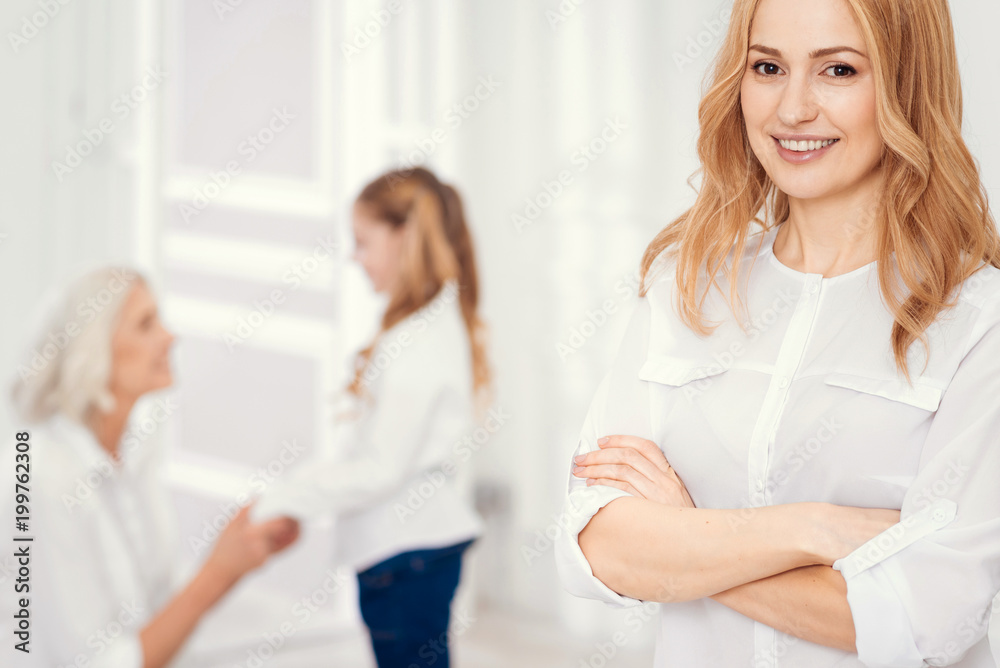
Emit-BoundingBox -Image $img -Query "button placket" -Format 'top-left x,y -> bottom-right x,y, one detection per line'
747,273 -> 823,668
746,275 -> 824,507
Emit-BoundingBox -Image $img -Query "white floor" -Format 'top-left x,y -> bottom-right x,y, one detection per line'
179,600 -> 655,667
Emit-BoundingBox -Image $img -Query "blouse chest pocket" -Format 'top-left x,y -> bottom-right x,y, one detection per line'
819,372 -> 943,500
636,353 -> 734,444
637,354 -> 731,388
822,373 -> 945,412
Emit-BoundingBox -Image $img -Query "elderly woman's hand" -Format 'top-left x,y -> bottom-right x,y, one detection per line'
572,435 -> 695,508
205,505 -> 301,586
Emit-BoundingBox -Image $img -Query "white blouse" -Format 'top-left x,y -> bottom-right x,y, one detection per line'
556,223 -> 1000,668
0,413 -> 180,668
253,280 -> 484,572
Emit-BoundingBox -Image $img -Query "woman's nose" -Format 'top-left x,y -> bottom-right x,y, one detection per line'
162,326 -> 176,348
777,74 -> 819,126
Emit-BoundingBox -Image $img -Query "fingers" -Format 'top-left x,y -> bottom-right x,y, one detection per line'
574,441 -> 666,485
575,458 -> 664,503
226,505 -> 252,530
586,477 -> 641,497
575,462 -> 653,492
598,435 -> 673,474
573,435 -> 698,507
255,516 -> 301,553
269,520 -> 300,553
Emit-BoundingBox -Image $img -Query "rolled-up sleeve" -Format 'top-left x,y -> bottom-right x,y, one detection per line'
555,295 -> 657,609
832,300 -> 1000,667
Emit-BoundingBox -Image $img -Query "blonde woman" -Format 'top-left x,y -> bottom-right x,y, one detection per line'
3,268 -> 299,668
556,0 -> 1000,666
255,166 -> 491,668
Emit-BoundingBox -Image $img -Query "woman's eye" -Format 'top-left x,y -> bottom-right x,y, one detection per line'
826,64 -> 856,78
753,61 -> 781,76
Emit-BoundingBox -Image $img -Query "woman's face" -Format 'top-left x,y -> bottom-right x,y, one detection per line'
108,282 -> 175,400
352,204 -> 404,294
740,0 -> 883,202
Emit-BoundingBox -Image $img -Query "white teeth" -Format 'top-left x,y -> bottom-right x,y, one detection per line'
778,138 -> 838,152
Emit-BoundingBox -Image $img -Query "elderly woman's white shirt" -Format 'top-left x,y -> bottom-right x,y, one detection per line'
0,412 -> 180,668
556,224 -> 1000,667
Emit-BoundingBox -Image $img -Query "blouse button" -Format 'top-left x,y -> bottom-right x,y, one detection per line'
777,377 -> 789,389
808,284 -> 819,295
932,509 -> 948,523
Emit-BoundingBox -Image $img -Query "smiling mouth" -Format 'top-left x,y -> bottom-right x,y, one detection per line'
774,137 -> 840,152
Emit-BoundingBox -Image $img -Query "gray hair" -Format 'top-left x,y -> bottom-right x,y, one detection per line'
10,267 -> 146,423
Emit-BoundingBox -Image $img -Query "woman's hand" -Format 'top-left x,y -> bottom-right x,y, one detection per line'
137,507 -> 300,668
573,435 -> 695,507
811,504 -> 901,566
203,504 -> 301,586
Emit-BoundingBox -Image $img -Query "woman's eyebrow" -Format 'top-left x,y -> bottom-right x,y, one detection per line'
748,44 -> 868,59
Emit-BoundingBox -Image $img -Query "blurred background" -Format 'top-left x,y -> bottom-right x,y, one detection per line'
1,0 -> 998,666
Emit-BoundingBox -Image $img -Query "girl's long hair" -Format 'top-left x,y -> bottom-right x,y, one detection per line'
640,0 -> 1000,383
347,167 -> 491,404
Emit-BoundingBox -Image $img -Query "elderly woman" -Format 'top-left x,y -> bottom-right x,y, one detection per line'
4,267 -> 299,668
556,0 -> 1000,666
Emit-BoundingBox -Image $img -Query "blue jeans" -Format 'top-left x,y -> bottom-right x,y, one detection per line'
356,538 -> 474,668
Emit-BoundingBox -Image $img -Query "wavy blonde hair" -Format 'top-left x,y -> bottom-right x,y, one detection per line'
640,0 -> 1000,383
347,167 -> 492,406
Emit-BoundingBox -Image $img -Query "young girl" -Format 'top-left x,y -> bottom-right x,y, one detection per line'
255,166 -> 491,668
557,0 -> 1000,666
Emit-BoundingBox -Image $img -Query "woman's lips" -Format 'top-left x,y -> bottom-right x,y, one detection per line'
773,137 -> 840,164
